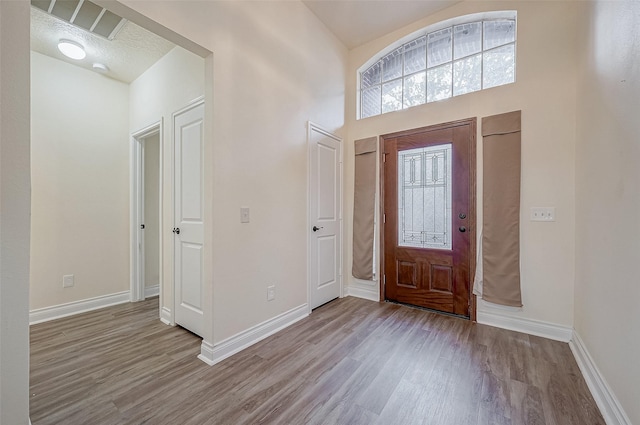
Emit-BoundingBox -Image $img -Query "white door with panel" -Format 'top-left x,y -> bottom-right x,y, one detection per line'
309,123 -> 342,310
174,100 -> 205,337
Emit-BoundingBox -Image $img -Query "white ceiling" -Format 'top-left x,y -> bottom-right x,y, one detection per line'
302,0 -> 461,49
30,6 -> 175,84
31,1 -> 460,83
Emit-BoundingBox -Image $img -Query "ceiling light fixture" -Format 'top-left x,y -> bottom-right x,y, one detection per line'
92,63 -> 109,73
57,39 -> 86,60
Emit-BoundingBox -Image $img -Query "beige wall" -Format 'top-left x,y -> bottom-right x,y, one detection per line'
144,133 -> 160,288
345,1 -> 579,327
123,1 -> 347,342
30,51 -> 130,310
129,46 -> 204,131
575,1 -> 640,423
1,1 -> 636,423
129,45 -> 205,318
0,1 -> 31,423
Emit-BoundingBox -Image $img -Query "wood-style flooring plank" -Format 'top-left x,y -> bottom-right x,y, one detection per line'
30,297 -> 605,425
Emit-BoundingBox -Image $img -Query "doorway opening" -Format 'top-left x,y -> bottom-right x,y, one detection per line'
131,122 -> 162,305
29,0 -> 213,344
380,118 -> 476,319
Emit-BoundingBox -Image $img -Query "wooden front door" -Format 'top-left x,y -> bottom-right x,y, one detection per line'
381,119 -> 475,318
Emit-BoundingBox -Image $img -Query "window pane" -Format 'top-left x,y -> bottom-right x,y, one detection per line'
427,63 -> 452,102
427,28 -> 452,68
453,22 -> 481,60
357,15 -> 517,120
453,54 -> 481,96
404,36 -> 426,74
483,44 -> 515,89
398,144 -> 452,250
361,62 -> 381,88
403,72 -> 426,108
382,48 -> 403,82
382,80 -> 403,113
361,86 -> 381,118
484,20 -> 516,50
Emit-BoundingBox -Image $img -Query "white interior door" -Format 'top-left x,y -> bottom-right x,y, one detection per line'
174,100 -> 205,337
309,123 -> 342,310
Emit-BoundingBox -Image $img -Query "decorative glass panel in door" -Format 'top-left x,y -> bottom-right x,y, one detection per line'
397,144 -> 452,250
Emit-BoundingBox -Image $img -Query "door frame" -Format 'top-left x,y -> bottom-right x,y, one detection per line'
130,120 -> 164,304
379,118 -> 477,320
307,121 -> 344,314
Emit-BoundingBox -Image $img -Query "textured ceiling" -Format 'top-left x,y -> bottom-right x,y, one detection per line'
31,6 -> 175,84
302,0 -> 461,49
31,1 -> 461,82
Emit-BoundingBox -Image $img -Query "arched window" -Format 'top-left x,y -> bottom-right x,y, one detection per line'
358,12 -> 517,119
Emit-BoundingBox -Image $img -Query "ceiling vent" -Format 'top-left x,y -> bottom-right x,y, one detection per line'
31,0 -> 126,40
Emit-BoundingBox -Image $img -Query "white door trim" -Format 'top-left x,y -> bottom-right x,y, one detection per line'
130,120 -> 163,305
307,121 -> 343,314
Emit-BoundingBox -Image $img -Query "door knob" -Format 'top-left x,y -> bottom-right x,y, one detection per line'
312,226 -> 323,232
173,227 -> 180,235
458,226 -> 466,233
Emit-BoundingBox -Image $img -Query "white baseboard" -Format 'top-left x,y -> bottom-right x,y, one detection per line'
346,283 -> 379,302
476,310 -> 573,342
29,291 -> 130,325
144,284 -> 159,298
197,340 -> 215,365
160,306 -> 172,326
570,331 -> 631,425
198,303 -> 309,366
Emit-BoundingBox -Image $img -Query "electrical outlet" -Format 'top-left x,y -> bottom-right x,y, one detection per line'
530,207 -> 556,222
267,285 -> 275,301
63,274 -> 74,288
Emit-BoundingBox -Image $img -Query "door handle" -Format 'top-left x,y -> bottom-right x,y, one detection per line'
312,226 -> 323,232
140,224 -> 145,229
458,226 -> 466,233
173,227 -> 180,235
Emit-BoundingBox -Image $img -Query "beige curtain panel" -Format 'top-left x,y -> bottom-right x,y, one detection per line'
352,137 -> 377,280
482,110 -> 523,307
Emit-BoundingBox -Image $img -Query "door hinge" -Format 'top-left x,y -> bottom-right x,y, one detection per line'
383,213 -> 386,224
383,275 -> 386,285
383,153 -> 387,163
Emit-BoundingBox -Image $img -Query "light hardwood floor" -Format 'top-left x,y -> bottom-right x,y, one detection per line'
30,297 -> 604,425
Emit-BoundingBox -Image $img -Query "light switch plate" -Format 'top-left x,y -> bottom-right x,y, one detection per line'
267,285 -> 275,301
530,207 -> 555,222
240,207 -> 250,223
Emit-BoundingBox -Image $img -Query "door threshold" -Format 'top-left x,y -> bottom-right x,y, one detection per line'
384,299 -> 470,320
312,297 -> 340,311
